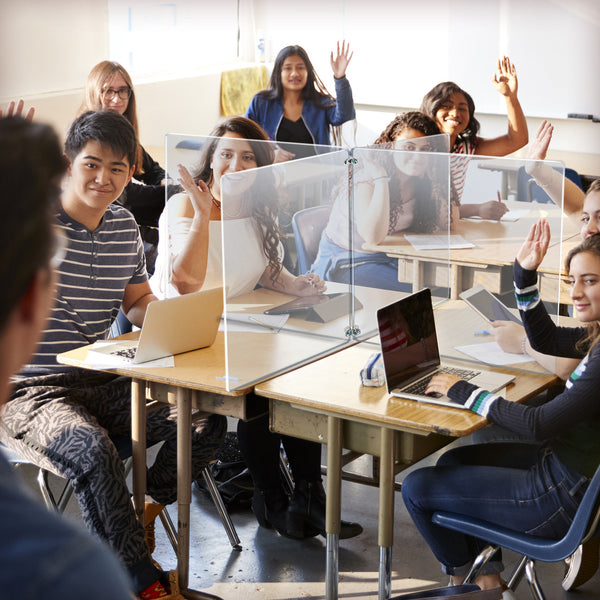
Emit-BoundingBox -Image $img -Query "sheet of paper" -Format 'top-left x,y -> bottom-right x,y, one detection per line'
501,209 -> 530,222
454,341 -> 535,366
404,234 -> 475,251
85,341 -> 175,368
220,313 -> 289,333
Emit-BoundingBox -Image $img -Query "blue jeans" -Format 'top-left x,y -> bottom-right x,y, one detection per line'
311,235 -> 412,292
401,442 -> 589,577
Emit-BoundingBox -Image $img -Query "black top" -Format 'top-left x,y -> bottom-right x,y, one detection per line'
277,117 -> 317,158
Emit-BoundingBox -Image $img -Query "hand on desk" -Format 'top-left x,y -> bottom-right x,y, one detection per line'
291,273 -> 327,296
426,373 -> 461,397
490,320 -> 525,354
478,200 -> 509,221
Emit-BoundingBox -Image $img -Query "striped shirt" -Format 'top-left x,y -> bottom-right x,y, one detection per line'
21,204 -> 148,376
450,137 -> 478,201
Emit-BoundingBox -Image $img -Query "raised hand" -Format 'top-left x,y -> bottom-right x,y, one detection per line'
0,99 -> 35,120
527,120 -> 553,161
177,164 -> 213,218
492,56 -> 518,98
516,218 -> 551,271
330,40 -> 353,79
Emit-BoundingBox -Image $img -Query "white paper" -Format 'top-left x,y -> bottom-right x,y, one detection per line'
405,234 -> 475,251
454,341 -> 535,366
220,313 -> 289,333
85,341 -> 175,368
501,209 -> 530,222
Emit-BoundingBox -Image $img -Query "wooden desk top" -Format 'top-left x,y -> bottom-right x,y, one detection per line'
363,201 -> 578,270
256,301 -> 559,438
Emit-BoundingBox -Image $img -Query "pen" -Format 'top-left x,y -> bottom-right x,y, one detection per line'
248,316 -> 280,332
497,190 -> 502,203
474,330 -> 491,336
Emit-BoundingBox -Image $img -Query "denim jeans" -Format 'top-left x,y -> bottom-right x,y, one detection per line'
401,442 -> 589,576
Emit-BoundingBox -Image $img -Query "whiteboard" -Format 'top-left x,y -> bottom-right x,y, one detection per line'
258,0 -> 600,119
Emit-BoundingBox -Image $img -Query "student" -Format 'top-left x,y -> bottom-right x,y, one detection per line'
151,116 -> 362,540
0,110 -> 226,600
421,56 -> 528,219
246,41 -> 355,159
310,111 -> 456,290
0,115 -> 134,600
402,219 -> 600,595
79,60 -> 167,272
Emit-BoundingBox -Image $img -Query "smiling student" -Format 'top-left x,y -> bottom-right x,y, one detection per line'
0,110 -> 225,600
246,41 -> 355,159
402,219 -> 600,595
421,56 -> 528,219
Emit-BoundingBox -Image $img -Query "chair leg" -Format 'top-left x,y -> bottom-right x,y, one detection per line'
279,448 -> 294,496
157,506 -> 179,555
463,545 -> 499,584
201,466 -> 241,549
525,559 -> 546,600
506,554 -> 528,591
37,468 -> 74,513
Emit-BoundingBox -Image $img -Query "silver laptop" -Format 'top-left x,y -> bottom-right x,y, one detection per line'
97,287 -> 223,364
377,289 -> 514,409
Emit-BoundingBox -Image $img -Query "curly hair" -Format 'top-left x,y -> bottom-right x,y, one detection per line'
374,111 -> 440,146
193,117 -> 283,286
420,81 -> 480,147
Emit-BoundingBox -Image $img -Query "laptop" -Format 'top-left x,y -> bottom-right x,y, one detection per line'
377,288 -> 514,409
94,287 -> 223,364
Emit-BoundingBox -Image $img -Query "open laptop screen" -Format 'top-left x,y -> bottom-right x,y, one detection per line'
377,288 -> 440,391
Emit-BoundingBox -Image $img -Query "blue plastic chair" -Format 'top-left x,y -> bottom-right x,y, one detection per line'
291,205 -> 330,274
517,166 -> 583,205
431,463 -> 600,600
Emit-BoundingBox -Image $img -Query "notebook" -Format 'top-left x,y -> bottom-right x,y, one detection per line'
94,287 -> 223,364
377,289 -> 514,409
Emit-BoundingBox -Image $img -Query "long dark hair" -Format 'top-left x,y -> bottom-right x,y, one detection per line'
420,81 -> 480,147
566,233 -> 600,353
194,117 -> 283,285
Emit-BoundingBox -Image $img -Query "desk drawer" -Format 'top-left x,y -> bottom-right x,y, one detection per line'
270,399 -> 448,465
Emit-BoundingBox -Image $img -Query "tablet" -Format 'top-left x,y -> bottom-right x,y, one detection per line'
264,292 -> 359,317
459,284 -> 522,324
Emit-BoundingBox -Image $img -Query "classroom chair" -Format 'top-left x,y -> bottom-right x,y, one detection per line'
517,166 -> 583,205
430,462 -> 600,600
291,205 -> 330,274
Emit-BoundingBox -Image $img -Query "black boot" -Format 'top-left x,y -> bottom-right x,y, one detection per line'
251,485 -> 293,537
287,479 -> 363,540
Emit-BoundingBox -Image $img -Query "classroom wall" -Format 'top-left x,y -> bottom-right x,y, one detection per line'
1,0 -> 599,171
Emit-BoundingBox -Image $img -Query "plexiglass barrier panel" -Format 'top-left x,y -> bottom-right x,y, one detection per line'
435,153 -> 574,375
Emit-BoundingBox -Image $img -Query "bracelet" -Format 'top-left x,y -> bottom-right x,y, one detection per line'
521,335 -> 528,355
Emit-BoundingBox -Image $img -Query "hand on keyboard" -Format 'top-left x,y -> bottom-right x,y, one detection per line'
425,372 -> 463,397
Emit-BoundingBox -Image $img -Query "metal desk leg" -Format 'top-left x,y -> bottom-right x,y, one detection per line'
326,416 -> 342,600
131,379 -> 146,523
378,427 -> 395,600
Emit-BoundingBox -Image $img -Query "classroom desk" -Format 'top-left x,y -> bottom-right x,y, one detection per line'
56,283 -> 401,599
362,200 -> 579,301
255,301 -> 559,600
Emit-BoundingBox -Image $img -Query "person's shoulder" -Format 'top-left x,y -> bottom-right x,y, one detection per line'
0,470 -> 132,598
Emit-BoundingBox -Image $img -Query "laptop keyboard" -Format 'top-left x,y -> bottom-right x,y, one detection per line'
403,366 -> 480,396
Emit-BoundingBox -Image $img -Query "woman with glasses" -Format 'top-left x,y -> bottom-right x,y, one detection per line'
78,61 -> 166,274
310,111 -> 456,291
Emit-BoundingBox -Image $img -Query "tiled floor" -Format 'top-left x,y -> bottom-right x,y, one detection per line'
20,432 -> 600,600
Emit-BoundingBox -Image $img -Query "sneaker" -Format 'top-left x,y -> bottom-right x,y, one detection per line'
144,502 -> 165,555
562,538 -> 600,590
138,570 -> 184,600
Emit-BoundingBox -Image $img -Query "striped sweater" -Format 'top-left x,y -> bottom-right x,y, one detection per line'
448,260 -> 600,478
20,203 -> 148,376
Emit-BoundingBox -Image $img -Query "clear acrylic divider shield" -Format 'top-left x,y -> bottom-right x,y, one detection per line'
435,153 -> 574,376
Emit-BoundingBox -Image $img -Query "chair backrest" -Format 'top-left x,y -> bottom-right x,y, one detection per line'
291,205 -> 330,274
517,165 -> 583,205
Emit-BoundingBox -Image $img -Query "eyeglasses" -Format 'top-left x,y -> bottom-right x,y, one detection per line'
101,86 -> 132,101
